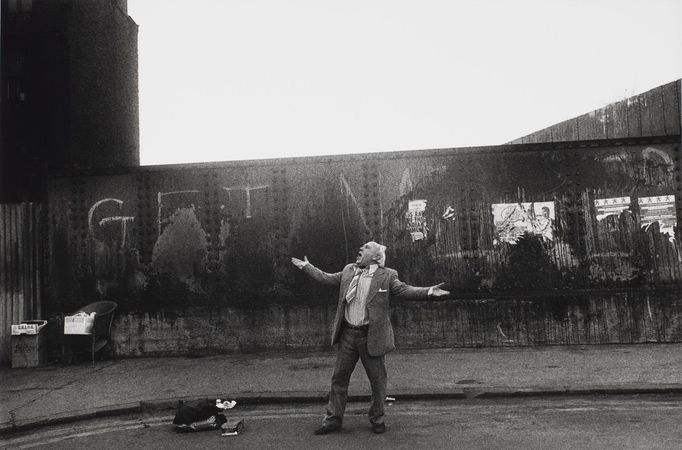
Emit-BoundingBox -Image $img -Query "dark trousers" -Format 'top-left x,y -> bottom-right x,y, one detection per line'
323,325 -> 387,427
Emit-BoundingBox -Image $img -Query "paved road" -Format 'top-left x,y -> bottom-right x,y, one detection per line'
5,395 -> 682,449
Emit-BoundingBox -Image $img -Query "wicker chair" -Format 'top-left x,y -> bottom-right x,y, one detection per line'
62,301 -> 118,365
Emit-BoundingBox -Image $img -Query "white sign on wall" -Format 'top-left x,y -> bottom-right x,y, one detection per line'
491,201 -> 555,244
594,197 -> 631,221
639,195 -> 676,238
406,199 -> 428,242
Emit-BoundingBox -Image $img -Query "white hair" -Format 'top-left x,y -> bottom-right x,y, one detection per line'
375,244 -> 387,267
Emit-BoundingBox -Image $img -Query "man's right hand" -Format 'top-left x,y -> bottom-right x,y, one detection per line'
291,256 -> 309,269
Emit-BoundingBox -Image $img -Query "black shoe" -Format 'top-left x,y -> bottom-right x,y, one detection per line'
314,424 -> 341,435
371,422 -> 386,434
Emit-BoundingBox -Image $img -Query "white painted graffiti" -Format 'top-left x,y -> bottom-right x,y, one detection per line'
157,190 -> 201,236
87,184 -> 272,246
88,198 -> 136,246
223,184 -> 268,219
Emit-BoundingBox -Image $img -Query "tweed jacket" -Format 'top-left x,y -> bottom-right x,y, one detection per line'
302,263 -> 430,356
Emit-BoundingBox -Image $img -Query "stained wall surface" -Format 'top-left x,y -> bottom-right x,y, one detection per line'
509,80 -> 680,144
46,136 -> 682,355
0,203 -> 43,363
1,0 -> 139,203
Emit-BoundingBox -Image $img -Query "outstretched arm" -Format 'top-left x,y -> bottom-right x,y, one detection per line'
429,282 -> 450,298
390,276 -> 450,300
291,256 -> 343,287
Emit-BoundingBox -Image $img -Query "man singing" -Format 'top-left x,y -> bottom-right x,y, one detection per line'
291,241 -> 449,435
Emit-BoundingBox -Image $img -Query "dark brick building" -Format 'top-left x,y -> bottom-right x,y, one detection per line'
0,0 -> 139,202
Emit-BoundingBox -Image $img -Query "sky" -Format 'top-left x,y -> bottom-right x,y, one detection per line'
127,0 -> 682,166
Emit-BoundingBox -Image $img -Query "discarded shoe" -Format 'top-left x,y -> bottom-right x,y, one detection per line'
221,418 -> 244,436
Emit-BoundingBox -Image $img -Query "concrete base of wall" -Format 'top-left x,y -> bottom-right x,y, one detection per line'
110,291 -> 682,357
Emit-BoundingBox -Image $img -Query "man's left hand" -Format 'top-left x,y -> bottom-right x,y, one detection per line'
291,256 -> 309,269
430,282 -> 450,298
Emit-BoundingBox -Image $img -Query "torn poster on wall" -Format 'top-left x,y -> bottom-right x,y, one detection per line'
638,195 -> 676,238
595,197 -> 631,221
406,200 -> 428,241
491,201 -> 555,244
442,205 -> 456,221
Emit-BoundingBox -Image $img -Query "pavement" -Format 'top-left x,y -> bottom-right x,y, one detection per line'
2,343 -> 682,435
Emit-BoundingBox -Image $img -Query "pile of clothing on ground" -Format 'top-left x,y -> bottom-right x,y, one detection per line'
172,398 -> 243,436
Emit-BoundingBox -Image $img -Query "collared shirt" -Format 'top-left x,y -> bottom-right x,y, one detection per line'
344,264 -> 378,326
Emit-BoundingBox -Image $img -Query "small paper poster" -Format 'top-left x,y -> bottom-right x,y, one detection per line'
442,205 -> 456,220
594,197 -> 631,221
491,201 -> 555,244
638,195 -> 676,237
406,199 -> 428,242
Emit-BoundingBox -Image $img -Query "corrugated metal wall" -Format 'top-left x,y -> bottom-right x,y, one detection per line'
46,137 -> 682,310
0,203 -> 44,364
39,136 -> 682,356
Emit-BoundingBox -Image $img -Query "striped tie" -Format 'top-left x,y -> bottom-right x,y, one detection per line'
345,269 -> 362,303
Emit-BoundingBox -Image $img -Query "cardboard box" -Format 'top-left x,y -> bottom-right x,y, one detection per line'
11,320 -> 49,368
11,320 -> 47,335
12,332 -> 46,368
64,314 -> 95,335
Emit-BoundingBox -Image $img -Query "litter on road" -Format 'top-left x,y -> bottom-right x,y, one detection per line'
172,398 -> 241,434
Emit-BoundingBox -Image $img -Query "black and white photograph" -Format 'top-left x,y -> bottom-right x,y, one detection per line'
1,0 -> 681,448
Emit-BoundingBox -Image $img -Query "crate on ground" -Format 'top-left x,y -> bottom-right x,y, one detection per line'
11,320 -> 48,368
12,320 -> 47,336
64,313 -> 96,335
